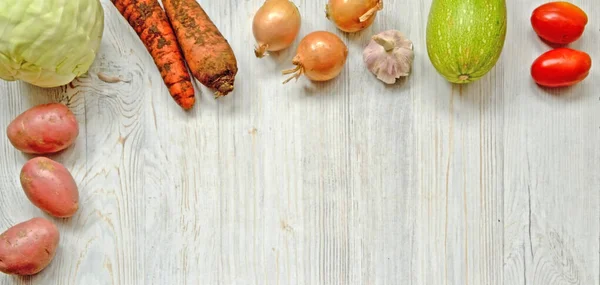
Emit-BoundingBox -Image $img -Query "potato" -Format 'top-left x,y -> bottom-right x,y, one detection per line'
0,217 -> 60,276
20,157 -> 79,218
6,103 -> 79,154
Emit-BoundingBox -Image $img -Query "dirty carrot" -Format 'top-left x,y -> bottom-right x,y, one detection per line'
162,0 -> 238,97
111,0 -> 196,110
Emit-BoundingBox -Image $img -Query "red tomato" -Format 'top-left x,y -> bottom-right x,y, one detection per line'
531,1 -> 588,44
531,48 -> 592,87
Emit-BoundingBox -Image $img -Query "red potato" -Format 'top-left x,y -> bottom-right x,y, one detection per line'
6,103 -> 79,154
0,217 -> 60,276
20,157 -> 79,218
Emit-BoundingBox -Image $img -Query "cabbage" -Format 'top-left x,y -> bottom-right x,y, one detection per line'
0,0 -> 104,88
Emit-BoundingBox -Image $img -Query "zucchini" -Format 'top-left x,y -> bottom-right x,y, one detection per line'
426,0 -> 507,83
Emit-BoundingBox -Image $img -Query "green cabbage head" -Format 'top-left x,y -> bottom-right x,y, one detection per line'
0,0 -> 105,88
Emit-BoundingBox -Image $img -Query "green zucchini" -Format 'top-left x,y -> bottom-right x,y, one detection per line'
426,0 -> 507,84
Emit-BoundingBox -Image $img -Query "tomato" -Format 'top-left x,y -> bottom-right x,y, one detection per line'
531,1 -> 588,44
531,48 -> 591,87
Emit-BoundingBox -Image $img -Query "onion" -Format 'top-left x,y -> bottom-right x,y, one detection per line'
252,0 -> 302,58
326,0 -> 383,33
282,31 -> 348,83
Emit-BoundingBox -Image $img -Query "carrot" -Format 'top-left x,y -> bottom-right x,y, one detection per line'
162,0 -> 239,97
111,0 -> 196,110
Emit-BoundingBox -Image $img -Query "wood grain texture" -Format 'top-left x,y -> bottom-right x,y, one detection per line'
0,0 -> 598,284
503,1 -> 600,285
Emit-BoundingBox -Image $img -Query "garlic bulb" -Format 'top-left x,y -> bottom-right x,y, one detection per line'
363,30 -> 414,84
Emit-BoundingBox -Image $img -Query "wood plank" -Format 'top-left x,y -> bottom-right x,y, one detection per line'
0,1 -> 150,284
0,0 -> 597,284
412,0 -> 507,282
344,1 -> 419,284
503,1 -> 600,285
144,0 -> 420,283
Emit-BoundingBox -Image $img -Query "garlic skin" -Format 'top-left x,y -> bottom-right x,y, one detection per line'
363,30 -> 414,84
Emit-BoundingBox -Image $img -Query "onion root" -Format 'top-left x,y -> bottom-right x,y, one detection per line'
282,64 -> 304,84
254,44 -> 270,58
252,0 -> 302,58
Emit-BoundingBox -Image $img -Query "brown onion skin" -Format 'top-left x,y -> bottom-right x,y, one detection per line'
252,0 -> 301,56
326,0 -> 380,33
294,31 -> 348,81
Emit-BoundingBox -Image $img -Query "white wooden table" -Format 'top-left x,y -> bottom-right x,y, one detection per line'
1,0 -> 598,284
